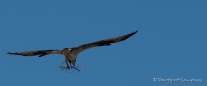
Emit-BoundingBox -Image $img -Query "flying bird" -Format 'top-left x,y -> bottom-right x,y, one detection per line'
7,30 -> 138,71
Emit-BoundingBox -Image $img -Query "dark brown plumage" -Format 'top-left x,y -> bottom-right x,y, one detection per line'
7,30 -> 138,71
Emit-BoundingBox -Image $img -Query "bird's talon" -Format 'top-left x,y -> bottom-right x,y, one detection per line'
59,65 -> 80,72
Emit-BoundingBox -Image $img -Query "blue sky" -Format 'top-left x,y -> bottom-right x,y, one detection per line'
0,0 -> 206,86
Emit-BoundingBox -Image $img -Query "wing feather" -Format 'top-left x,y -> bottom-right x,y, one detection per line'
72,30 -> 138,53
7,49 -> 62,57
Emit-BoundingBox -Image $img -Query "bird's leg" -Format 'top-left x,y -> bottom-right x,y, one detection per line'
59,61 -> 70,70
68,61 -> 80,72
65,61 -> 70,69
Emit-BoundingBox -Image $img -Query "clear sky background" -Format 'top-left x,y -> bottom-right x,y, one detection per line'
0,0 -> 206,86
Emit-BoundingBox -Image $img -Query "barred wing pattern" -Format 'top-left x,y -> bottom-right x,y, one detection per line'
7,50 -> 62,57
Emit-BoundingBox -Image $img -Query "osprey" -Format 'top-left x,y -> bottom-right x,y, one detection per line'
7,30 -> 138,71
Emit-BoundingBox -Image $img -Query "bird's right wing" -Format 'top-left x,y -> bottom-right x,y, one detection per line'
7,49 -> 62,57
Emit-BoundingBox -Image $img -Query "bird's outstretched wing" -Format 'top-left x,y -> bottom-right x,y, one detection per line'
7,49 -> 62,57
72,30 -> 138,53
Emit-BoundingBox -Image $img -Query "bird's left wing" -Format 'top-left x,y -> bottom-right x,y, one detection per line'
7,49 -> 62,57
71,30 -> 138,54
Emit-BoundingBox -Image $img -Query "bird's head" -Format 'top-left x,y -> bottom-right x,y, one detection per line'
61,48 -> 71,54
